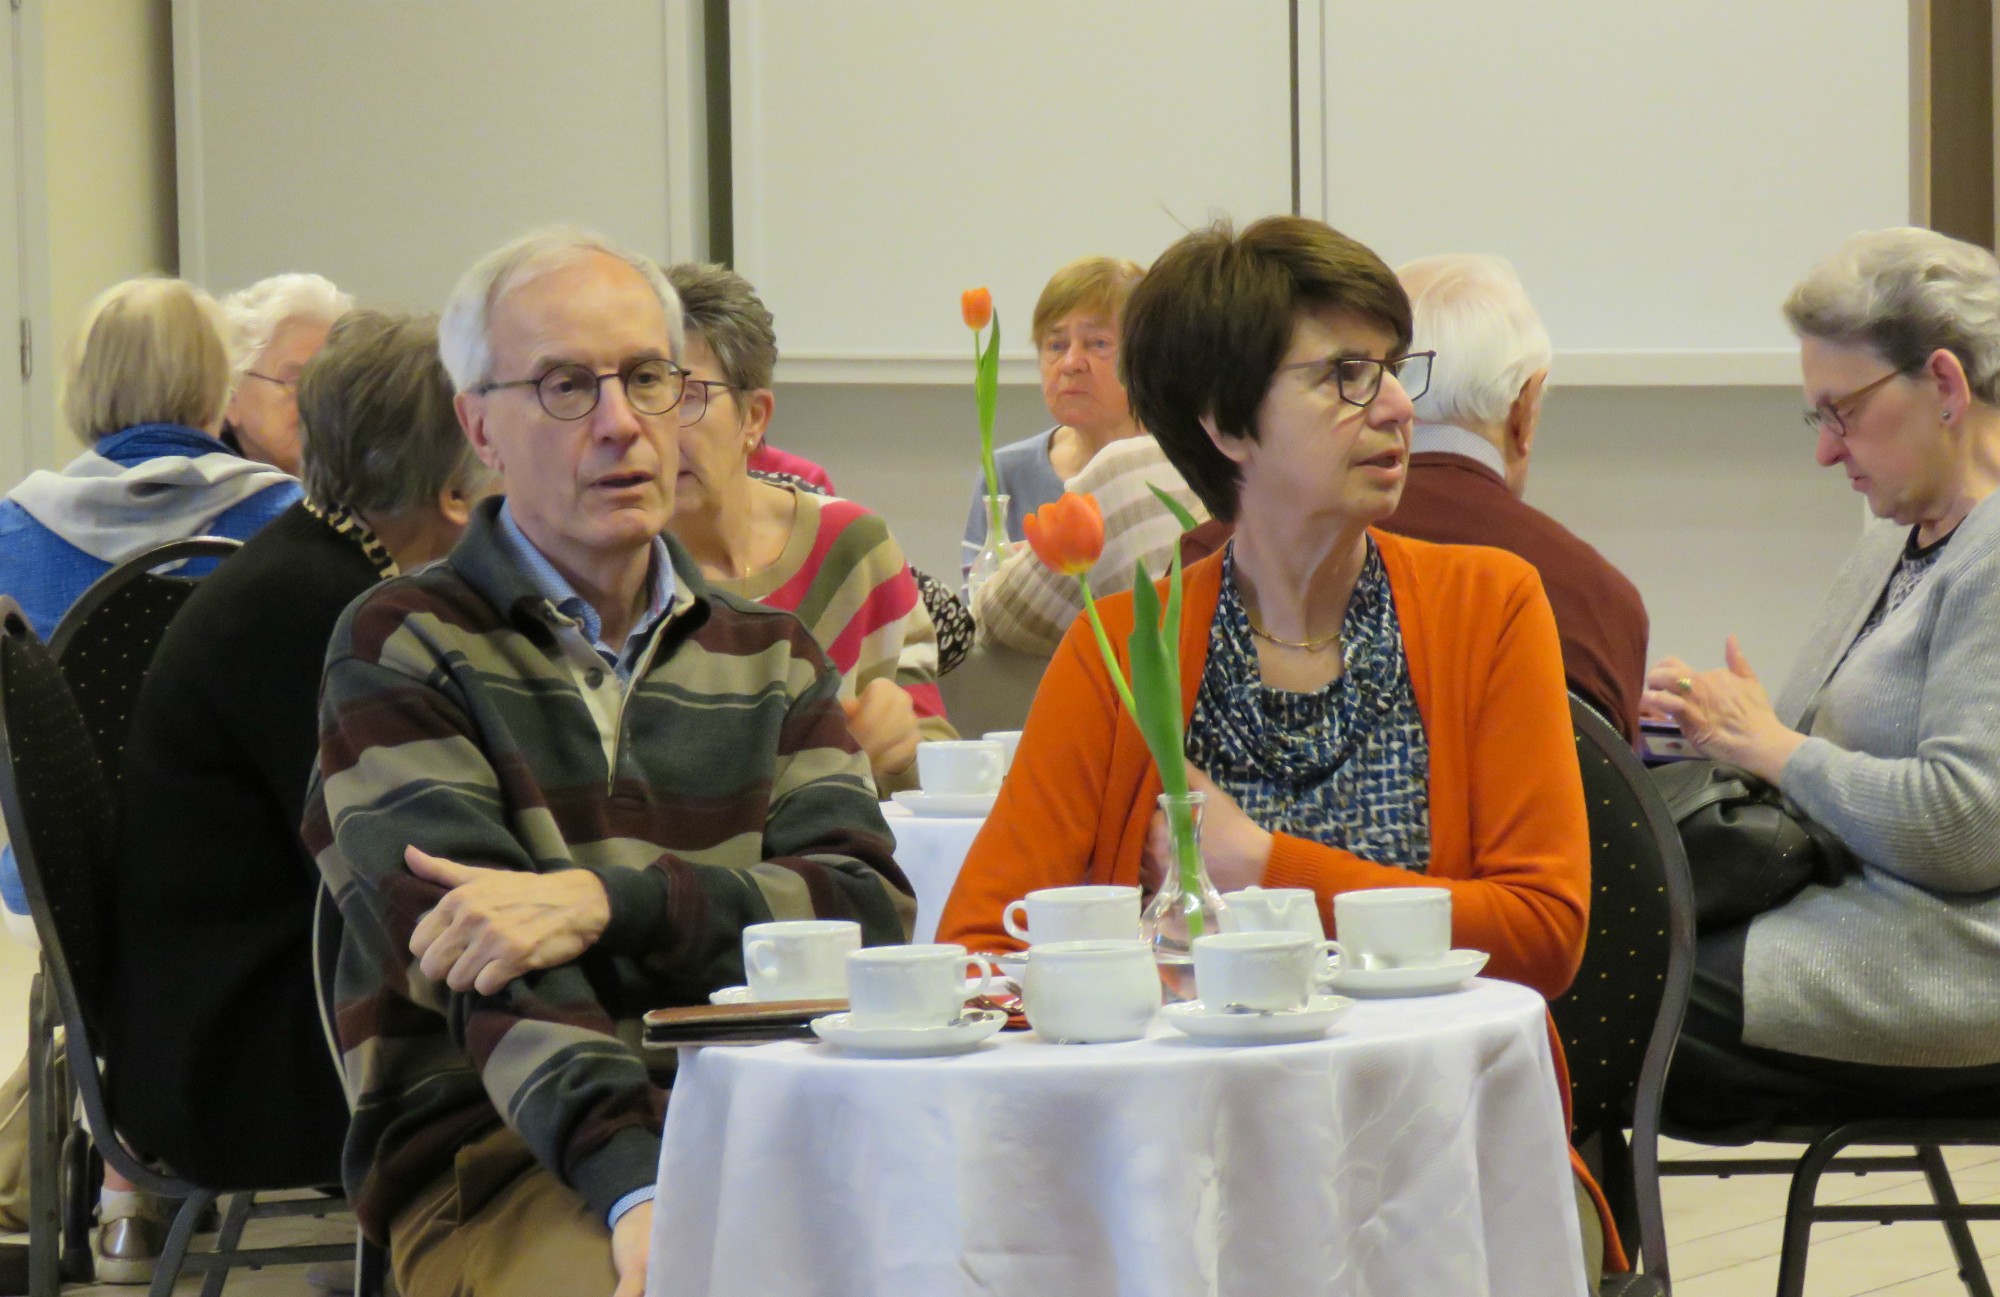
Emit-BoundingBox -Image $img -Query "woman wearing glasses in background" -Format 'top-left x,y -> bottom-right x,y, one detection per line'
659,262 -> 956,795
1647,228 -> 2000,1128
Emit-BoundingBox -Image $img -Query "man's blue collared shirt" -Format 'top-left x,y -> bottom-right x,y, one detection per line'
494,501 -> 676,683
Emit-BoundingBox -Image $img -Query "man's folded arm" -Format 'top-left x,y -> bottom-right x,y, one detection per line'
584,658 -> 917,975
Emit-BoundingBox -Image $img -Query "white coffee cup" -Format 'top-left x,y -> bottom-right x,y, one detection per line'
844,943 -> 996,1030
742,920 -> 861,1000
1002,885 -> 1140,945
983,730 -> 1023,771
915,740 -> 1006,796
1192,930 -> 1344,1012
1332,888 -> 1452,970
1225,886 -> 1325,939
1021,940 -> 1162,1043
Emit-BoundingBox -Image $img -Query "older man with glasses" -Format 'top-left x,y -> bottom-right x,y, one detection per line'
304,228 -> 913,1297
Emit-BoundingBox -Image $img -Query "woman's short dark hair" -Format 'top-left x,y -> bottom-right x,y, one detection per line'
1121,216 -> 1412,523
297,310 -> 488,515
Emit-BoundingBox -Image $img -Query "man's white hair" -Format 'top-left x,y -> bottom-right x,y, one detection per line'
221,272 -> 354,381
437,227 -> 685,394
1398,254 -> 1552,430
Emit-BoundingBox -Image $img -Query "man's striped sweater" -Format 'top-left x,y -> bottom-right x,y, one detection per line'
304,501 -> 915,1240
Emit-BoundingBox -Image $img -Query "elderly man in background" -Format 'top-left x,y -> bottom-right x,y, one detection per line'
95,310 -> 488,1282
1383,255 -> 1649,740
219,272 -> 353,475
306,229 -> 912,1297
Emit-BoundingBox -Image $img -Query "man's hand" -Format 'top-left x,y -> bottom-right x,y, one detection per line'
841,678 -> 921,783
405,846 -> 612,995
611,1199 -> 652,1297
1143,765 -> 1271,893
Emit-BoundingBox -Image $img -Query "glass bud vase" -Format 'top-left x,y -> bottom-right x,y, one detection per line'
1142,790 -> 1231,1004
962,492 -> 1012,605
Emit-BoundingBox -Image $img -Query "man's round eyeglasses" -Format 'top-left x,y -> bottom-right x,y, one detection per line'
677,378 -> 745,426
1278,350 -> 1436,408
243,371 -> 300,396
1802,370 -> 1901,438
475,358 -> 688,421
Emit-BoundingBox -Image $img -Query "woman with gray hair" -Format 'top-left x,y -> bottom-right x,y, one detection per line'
661,261 -> 956,794
92,309 -> 490,1281
219,271 -> 353,474
1647,227 -> 2000,1126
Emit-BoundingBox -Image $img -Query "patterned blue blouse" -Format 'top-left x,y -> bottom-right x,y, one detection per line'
1184,543 -> 1432,871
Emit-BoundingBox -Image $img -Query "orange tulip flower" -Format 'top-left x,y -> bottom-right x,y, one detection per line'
1023,492 -> 1105,578
961,286 -> 994,331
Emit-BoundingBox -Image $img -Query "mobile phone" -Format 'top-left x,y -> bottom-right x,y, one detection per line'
1639,720 -> 1697,764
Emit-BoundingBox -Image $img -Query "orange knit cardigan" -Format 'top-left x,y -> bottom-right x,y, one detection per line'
937,531 -> 1591,997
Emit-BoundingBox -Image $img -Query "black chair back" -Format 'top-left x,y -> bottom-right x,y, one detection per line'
1554,693 -> 1696,1290
47,536 -> 241,796
0,602 -> 118,1052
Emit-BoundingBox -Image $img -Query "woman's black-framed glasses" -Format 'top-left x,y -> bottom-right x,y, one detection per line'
475,357 -> 688,421
1281,350 -> 1436,407
1802,370 -> 1900,438
677,378 -> 745,426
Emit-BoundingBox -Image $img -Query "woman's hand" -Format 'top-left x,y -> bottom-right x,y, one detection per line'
1641,636 -> 1807,784
841,678 -> 920,784
1143,765 -> 1272,893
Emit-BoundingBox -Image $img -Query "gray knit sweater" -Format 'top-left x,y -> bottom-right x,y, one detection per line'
1746,490 -> 2000,1066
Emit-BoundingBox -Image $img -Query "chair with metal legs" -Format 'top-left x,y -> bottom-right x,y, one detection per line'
0,599 -> 352,1297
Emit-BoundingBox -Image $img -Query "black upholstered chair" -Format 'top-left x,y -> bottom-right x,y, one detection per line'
47,536 -> 242,796
1552,694 -> 1696,1296
0,600 -> 352,1297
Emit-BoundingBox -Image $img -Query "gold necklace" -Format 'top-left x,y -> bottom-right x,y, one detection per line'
1246,616 -> 1341,652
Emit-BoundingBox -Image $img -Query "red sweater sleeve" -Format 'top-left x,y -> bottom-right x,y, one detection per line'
1262,567 -> 1590,999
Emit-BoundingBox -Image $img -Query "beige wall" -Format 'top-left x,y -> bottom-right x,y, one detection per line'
37,0 -> 176,467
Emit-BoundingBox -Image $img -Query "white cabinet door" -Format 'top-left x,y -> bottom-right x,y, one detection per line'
1301,0 -> 1913,384
731,0 -> 1293,383
174,0 -> 708,313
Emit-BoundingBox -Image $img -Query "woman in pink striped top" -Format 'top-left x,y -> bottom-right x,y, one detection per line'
662,261 -> 956,794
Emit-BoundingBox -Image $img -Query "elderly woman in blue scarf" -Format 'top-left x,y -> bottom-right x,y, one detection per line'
0,276 -> 301,639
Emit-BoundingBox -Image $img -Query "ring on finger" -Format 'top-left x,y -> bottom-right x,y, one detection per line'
1674,676 -> 1694,696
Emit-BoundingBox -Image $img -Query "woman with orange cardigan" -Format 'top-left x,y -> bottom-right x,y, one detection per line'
935,215 -> 1613,1278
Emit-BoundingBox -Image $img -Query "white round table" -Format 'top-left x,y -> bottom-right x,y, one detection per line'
882,803 -> 982,943
646,978 -> 1587,1297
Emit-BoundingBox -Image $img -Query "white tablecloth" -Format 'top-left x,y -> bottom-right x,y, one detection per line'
882,804 -> 982,943
647,978 -> 1587,1297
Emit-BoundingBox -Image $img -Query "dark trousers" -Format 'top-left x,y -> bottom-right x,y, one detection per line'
1664,925 -> 2000,1139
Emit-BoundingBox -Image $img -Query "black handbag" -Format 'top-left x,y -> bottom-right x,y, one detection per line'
1649,759 -> 1856,932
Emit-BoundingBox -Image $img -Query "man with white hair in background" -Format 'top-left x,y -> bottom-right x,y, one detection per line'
304,228 -> 912,1297
1383,255 -> 1649,740
219,272 -> 353,474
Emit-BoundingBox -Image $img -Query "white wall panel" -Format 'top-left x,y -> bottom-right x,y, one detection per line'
1301,0 -> 1914,384
175,0 -> 706,312
731,0 -> 1293,383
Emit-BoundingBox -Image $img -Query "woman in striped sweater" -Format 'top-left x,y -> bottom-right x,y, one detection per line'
662,261 -> 955,794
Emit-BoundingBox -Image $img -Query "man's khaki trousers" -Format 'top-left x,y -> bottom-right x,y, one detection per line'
390,1124 -> 619,1297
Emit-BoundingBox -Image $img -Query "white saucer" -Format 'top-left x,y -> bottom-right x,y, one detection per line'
1329,949 -> 1488,998
709,985 -> 756,1005
809,1008 -> 1008,1058
995,952 -> 1028,980
1160,995 -> 1352,1045
890,789 -> 998,818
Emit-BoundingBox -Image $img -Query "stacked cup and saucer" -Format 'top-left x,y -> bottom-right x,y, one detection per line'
1326,889 -> 1488,997
809,944 -> 1009,1057
890,739 -> 1006,818
992,884 -> 1143,985
1163,888 -> 1353,1044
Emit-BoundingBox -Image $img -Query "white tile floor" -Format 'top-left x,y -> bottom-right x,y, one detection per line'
0,920 -> 1991,1295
